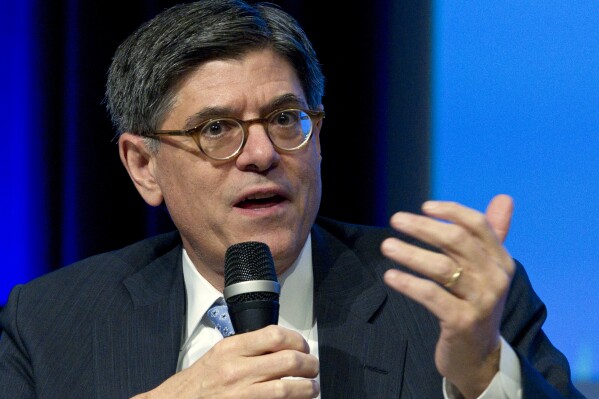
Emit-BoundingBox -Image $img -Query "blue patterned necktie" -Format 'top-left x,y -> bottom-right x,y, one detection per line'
207,302 -> 235,337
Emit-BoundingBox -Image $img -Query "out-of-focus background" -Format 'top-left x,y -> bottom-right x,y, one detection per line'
1,0 -> 597,395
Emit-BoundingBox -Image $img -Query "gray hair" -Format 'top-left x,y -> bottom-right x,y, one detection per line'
105,0 -> 325,148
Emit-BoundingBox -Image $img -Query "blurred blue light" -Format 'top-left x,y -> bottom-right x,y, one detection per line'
0,0 -> 47,305
432,0 -> 599,384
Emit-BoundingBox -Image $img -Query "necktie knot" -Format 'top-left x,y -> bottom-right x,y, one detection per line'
207,302 -> 235,337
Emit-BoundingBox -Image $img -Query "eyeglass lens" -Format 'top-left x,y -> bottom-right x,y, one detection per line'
198,109 -> 313,159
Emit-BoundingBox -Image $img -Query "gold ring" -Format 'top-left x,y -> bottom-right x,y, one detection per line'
444,266 -> 463,288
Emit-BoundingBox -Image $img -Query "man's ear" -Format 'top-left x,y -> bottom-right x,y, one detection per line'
118,133 -> 164,206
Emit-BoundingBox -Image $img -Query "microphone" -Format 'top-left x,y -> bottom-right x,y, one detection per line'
223,242 -> 280,333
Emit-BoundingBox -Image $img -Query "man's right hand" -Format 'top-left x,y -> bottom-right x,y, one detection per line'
132,325 -> 320,399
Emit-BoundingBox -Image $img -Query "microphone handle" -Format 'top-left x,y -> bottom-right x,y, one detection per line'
228,300 -> 279,333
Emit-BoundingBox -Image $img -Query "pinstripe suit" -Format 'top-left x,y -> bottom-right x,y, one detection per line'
0,218 -> 584,398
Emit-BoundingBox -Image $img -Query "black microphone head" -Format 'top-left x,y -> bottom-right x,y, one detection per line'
223,241 -> 280,333
224,241 -> 277,286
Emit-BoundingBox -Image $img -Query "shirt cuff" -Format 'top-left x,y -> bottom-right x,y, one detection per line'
442,336 -> 522,399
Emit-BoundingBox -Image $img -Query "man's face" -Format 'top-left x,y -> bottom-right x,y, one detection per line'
148,48 -> 322,283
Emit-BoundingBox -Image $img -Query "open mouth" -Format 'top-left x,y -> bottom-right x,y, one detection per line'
235,194 -> 286,209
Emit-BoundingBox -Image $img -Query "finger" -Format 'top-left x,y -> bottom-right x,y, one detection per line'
253,350 -> 319,381
420,200 -> 510,260
485,194 -> 514,243
383,268 -> 464,321
381,237 -> 461,287
421,201 -> 496,244
251,379 -> 320,399
229,325 -> 309,357
203,346 -> 317,392
420,197 -> 515,270
389,212 -> 477,259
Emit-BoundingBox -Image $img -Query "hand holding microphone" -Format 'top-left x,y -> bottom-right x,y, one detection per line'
139,242 -> 319,399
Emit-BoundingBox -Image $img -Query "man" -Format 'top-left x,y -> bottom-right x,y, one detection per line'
0,1 -> 583,398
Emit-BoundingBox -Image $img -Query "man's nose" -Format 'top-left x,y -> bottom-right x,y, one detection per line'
234,123 -> 280,172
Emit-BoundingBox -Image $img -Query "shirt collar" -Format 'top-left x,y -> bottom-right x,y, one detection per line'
181,250 -> 222,341
278,235 -> 314,333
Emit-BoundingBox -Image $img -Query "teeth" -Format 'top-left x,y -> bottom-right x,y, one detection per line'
245,193 -> 275,201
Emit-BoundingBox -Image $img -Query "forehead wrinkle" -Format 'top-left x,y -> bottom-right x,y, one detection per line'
182,92 -> 308,129
165,50 -> 308,130
259,93 -> 308,114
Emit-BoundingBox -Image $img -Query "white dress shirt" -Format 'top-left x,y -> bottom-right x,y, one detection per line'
176,234 -> 521,398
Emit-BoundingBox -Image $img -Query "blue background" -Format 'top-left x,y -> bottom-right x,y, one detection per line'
432,1 -> 599,384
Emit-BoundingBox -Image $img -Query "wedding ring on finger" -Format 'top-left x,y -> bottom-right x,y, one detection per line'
443,266 -> 463,288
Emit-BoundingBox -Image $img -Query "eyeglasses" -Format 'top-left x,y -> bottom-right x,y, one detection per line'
147,108 -> 325,161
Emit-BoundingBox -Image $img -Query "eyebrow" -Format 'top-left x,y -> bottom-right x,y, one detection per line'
182,93 -> 309,129
262,93 -> 308,113
183,106 -> 232,129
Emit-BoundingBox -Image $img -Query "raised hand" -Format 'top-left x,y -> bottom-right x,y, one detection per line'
381,195 -> 515,398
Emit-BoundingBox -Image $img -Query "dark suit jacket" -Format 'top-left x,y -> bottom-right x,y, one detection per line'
0,217 -> 584,398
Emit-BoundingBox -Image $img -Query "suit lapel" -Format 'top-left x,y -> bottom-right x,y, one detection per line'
312,224 -> 407,398
93,244 -> 185,398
